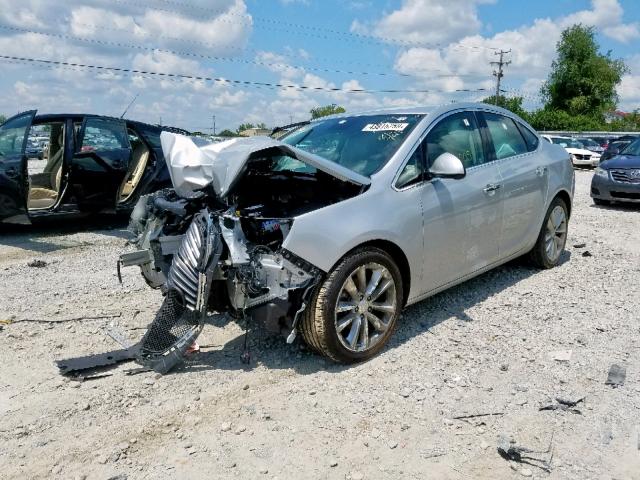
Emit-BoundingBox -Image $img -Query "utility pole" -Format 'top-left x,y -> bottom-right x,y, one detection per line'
211,115 -> 216,135
490,49 -> 511,106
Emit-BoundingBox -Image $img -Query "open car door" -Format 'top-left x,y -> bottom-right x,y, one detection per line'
0,110 -> 36,222
70,117 -> 132,211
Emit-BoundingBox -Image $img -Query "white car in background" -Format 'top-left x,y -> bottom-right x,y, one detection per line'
542,135 -> 600,168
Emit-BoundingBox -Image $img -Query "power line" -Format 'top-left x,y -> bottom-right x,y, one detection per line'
0,54 -> 490,95
0,24 -> 488,80
490,49 -> 511,104
110,0 -> 501,52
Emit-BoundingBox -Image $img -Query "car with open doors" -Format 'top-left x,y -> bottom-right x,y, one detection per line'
118,103 -> 574,372
0,110 -> 182,224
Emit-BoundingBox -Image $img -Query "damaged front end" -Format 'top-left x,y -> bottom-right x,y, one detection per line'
58,134 -> 366,375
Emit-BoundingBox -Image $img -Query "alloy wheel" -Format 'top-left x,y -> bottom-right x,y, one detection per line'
544,205 -> 567,263
334,262 -> 397,352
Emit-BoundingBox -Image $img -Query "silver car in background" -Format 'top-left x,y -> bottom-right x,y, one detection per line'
122,103 -> 574,372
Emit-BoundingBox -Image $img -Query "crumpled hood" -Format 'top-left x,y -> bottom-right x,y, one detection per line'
160,132 -> 370,198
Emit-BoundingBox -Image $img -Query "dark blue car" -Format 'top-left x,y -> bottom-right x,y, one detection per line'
591,137 -> 640,205
0,110 -> 183,224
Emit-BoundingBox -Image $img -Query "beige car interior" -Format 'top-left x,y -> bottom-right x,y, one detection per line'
118,131 -> 150,203
27,123 -> 65,210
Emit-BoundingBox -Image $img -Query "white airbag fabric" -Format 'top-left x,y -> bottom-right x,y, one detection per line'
160,132 -> 370,198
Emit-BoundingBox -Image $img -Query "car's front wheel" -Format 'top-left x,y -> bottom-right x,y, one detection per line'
529,197 -> 569,269
300,247 -> 403,363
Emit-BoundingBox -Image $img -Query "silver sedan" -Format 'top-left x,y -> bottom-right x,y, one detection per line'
124,103 -> 575,370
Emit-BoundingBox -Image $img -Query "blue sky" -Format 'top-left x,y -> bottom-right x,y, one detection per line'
0,0 -> 638,132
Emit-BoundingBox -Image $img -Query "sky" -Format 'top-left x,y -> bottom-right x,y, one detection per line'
0,0 -> 638,132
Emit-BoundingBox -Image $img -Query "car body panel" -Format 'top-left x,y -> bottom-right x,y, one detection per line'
0,110 -> 37,222
591,153 -> 640,203
282,104 -> 574,304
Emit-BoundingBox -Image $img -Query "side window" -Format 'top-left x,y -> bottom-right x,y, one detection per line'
426,112 -> 484,169
79,118 -> 130,152
396,144 -> 423,189
484,113 -> 528,159
516,123 -> 539,152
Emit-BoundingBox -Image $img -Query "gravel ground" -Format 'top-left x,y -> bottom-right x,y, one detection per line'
1,170 -> 639,480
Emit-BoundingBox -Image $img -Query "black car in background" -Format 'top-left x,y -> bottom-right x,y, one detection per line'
600,139 -> 634,162
0,110 -> 182,224
591,137 -> 640,205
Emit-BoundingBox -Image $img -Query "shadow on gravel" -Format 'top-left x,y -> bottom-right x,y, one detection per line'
590,202 -> 640,213
0,214 -> 131,253
179,252 -> 571,376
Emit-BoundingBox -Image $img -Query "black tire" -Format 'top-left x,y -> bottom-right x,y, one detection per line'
300,247 -> 403,363
593,198 -> 610,206
528,197 -> 569,269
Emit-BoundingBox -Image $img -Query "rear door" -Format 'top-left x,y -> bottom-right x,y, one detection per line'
480,112 -> 548,258
0,110 -> 36,222
69,117 -> 132,210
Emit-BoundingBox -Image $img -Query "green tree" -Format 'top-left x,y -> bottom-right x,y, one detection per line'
310,104 -> 346,119
219,129 -> 239,137
0,114 -> 6,124
236,123 -> 255,134
482,95 -> 529,119
255,122 -> 267,129
541,24 -> 627,119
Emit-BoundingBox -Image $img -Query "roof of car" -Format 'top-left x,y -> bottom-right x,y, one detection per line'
312,102 -> 527,122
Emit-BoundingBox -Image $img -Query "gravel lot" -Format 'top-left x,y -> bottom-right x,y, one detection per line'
1,170 -> 639,480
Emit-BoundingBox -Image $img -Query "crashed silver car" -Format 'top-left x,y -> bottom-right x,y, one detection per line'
120,103 -> 574,372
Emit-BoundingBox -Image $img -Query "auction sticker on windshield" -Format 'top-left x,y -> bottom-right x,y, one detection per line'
362,122 -> 409,132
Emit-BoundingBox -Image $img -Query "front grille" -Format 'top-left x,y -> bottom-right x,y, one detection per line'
611,169 -> 640,184
140,290 -> 199,354
573,154 -> 590,160
611,191 -> 640,200
167,215 -> 207,310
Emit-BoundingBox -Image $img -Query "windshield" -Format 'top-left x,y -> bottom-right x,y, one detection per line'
280,114 -> 424,176
581,138 -> 598,147
551,137 -> 584,149
622,139 -> 640,156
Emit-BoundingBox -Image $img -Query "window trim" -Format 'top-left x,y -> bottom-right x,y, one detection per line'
392,108 -> 490,191
394,142 -> 425,190
478,111 -> 531,162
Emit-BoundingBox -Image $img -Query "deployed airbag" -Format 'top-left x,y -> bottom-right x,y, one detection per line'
160,132 -> 370,198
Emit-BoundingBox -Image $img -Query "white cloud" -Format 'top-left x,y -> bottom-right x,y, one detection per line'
356,0 -> 495,45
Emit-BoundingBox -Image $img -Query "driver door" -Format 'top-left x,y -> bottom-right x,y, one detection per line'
69,117 -> 132,211
0,110 -> 36,222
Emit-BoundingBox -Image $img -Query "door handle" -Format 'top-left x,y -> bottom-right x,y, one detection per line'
483,183 -> 501,194
536,166 -> 547,177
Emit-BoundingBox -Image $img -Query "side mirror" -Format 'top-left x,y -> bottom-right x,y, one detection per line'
429,152 -> 466,179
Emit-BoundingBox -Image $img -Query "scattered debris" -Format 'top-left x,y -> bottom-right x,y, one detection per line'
581,250 -> 593,257
497,433 -> 553,473
539,396 -> 585,414
56,346 -> 140,375
420,448 -> 446,459
605,364 -> 626,387
104,324 -> 133,349
12,313 -> 122,324
550,350 -> 573,362
573,243 -> 586,249
27,259 -> 48,268
453,412 -> 504,421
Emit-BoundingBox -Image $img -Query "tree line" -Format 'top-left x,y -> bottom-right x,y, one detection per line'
484,24 -> 638,131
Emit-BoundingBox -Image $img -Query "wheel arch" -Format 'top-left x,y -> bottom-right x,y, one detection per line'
331,239 -> 411,307
552,189 -> 572,218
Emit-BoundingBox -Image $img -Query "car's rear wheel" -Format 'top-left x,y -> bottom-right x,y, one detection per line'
529,197 -> 569,269
300,247 -> 403,363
